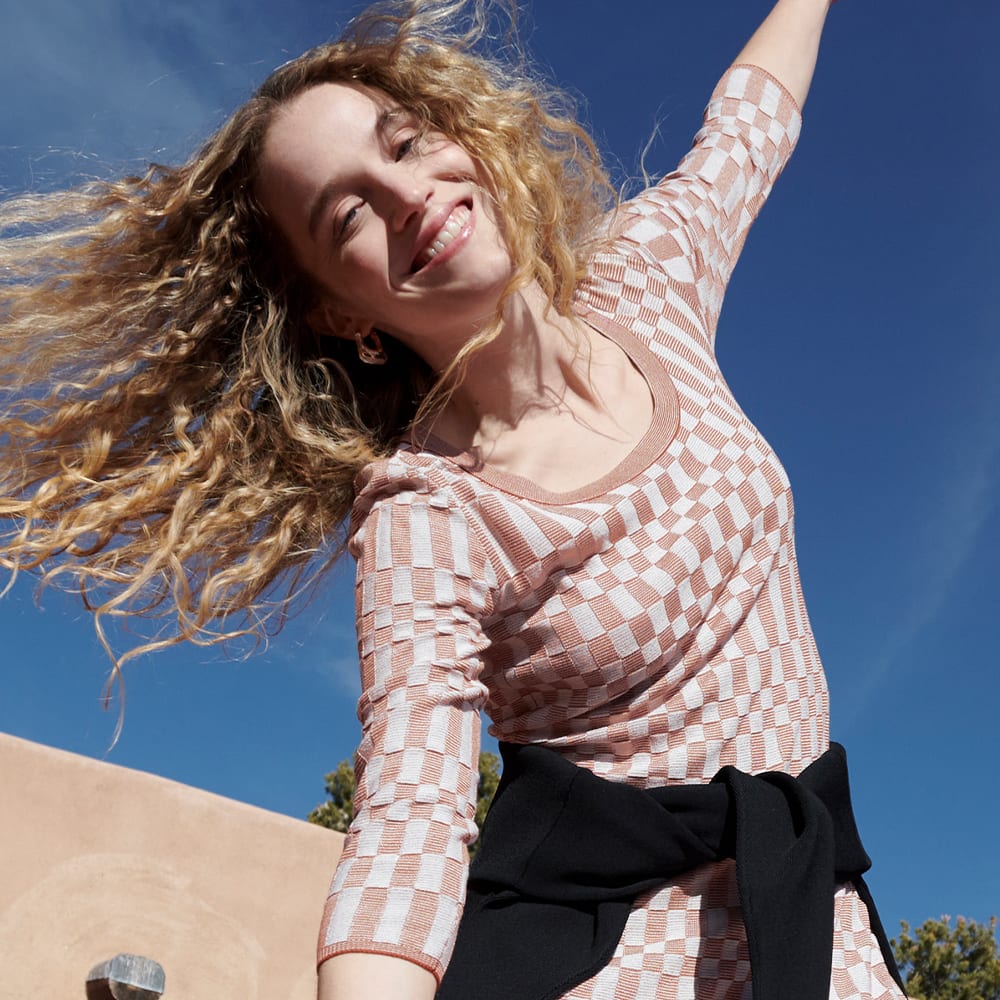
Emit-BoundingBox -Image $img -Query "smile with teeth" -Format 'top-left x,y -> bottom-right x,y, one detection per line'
414,205 -> 471,270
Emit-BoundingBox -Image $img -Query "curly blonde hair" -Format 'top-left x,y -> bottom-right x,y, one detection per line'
0,0 -> 614,691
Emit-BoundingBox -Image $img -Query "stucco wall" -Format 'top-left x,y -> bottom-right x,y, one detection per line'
0,732 -> 343,999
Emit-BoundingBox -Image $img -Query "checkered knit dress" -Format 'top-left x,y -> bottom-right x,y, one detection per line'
318,64 -> 905,1000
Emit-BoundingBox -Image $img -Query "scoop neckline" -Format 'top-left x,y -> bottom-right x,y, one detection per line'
414,307 -> 680,505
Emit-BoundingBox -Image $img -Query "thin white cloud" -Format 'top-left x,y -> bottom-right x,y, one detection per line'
840,336 -> 1000,723
4,4 -> 220,137
267,613 -> 362,699
0,0 -> 352,185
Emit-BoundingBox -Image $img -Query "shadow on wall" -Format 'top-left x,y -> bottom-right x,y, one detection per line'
0,733 -> 344,999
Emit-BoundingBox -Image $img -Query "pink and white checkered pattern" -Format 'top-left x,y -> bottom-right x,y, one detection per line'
318,64 -> 903,999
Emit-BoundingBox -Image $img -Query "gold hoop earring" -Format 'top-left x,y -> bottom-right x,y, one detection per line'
355,330 -> 387,365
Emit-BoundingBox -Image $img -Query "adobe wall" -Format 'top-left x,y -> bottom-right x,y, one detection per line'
0,732 -> 343,999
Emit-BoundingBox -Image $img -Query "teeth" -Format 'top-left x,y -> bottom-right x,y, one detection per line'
416,205 -> 470,269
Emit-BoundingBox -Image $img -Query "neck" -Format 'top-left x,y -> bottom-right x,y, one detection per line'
426,283 -> 599,451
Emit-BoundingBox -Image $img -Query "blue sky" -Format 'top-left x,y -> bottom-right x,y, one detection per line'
2,0 -> 997,943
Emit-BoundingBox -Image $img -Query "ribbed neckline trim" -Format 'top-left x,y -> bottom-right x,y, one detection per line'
416,307 -> 679,505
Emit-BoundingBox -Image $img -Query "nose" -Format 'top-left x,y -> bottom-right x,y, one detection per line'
379,166 -> 432,232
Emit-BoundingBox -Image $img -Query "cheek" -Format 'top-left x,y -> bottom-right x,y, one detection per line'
321,247 -> 391,321
339,238 -> 389,289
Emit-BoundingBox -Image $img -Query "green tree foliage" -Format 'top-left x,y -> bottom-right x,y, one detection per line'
307,759 -> 356,833
473,750 -> 501,836
892,916 -> 1000,1000
309,751 -> 502,858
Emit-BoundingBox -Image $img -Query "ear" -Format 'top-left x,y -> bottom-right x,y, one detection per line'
306,301 -> 374,345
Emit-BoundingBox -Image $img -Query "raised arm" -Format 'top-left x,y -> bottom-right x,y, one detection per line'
733,0 -> 836,107
591,0 -> 838,348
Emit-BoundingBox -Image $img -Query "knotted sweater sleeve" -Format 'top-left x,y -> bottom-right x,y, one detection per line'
317,469 -> 495,981
608,63 -> 802,346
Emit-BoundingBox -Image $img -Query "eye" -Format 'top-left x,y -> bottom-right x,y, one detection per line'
337,203 -> 363,240
395,131 -> 420,161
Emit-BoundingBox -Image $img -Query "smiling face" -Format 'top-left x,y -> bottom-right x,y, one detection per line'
256,82 -> 514,367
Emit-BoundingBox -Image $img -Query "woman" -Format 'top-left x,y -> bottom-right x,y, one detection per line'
0,0 -> 906,998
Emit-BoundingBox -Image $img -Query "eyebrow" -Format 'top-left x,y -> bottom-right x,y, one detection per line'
306,106 -> 405,244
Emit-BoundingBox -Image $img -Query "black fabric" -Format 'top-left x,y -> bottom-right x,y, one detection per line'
436,742 -> 904,1000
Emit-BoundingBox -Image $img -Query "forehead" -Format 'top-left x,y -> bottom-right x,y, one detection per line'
262,82 -> 398,172
257,82 -> 404,236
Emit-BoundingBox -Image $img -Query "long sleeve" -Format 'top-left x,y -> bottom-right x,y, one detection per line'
597,63 -> 802,348
317,473 -> 496,981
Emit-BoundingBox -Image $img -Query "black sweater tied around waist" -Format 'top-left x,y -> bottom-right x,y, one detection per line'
436,742 -> 904,1000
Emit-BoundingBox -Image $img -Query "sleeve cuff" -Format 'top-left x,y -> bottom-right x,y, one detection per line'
317,940 -> 445,985
721,63 -> 804,121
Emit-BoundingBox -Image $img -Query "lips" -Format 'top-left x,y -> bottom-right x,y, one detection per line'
411,203 -> 472,272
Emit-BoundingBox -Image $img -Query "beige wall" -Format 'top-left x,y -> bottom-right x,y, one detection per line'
0,732 -> 343,1000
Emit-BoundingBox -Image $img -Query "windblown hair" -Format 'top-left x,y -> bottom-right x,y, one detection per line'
0,0 -> 614,684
